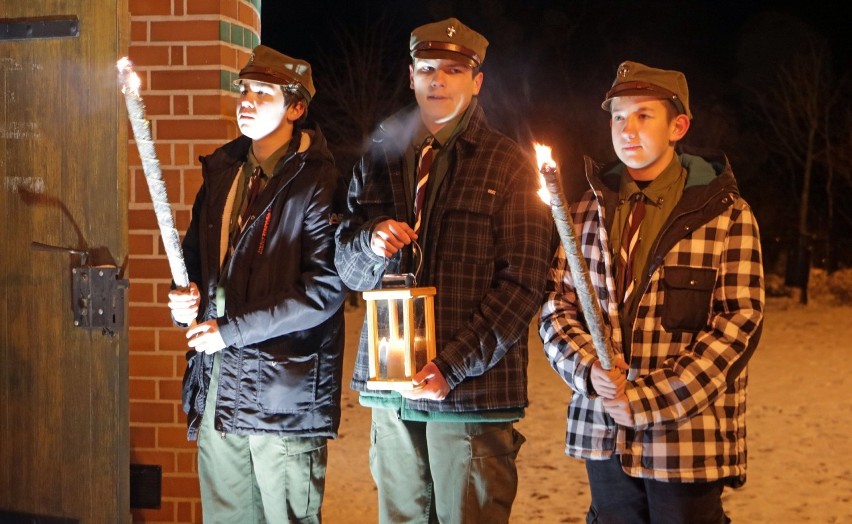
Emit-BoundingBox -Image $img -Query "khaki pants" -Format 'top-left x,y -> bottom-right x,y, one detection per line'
369,408 -> 525,524
198,352 -> 328,524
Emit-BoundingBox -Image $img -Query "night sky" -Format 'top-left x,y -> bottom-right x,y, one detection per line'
259,0 -> 850,266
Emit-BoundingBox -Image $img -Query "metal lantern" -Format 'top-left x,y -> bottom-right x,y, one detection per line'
363,282 -> 436,390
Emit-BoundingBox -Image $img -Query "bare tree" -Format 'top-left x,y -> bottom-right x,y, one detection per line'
310,11 -> 410,172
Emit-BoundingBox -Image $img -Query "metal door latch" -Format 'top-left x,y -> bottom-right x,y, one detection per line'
31,241 -> 128,330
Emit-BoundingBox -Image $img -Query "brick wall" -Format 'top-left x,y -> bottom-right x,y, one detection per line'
126,1 -> 260,521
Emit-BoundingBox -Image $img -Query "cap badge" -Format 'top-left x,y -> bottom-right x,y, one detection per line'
617,63 -> 629,78
249,52 -> 256,64
446,25 -> 457,37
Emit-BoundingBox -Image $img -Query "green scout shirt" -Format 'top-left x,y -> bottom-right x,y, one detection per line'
609,154 -> 686,354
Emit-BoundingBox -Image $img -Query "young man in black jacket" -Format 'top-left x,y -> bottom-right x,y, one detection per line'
168,45 -> 347,523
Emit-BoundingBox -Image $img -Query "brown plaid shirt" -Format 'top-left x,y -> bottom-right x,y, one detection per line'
335,104 -> 554,412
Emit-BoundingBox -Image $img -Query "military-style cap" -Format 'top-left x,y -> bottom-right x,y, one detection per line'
236,45 -> 316,103
601,61 -> 692,119
409,17 -> 489,67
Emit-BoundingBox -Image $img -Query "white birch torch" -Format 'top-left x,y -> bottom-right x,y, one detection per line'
534,143 -> 615,370
117,57 -> 189,290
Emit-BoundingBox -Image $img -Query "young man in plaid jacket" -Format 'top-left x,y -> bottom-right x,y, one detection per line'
335,18 -> 552,524
539,61 -> 765,523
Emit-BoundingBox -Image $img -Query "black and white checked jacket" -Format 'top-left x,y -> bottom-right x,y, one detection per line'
540,150 -> 764,484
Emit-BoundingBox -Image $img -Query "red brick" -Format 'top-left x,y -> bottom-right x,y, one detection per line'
176,500 -> 195,522
176,450 -> 198,473
158,426 -> 193,448
159,329 -> 192,353
130,425 -> 156,448
170,45 -> 185,66
131,400 -> 177,424
151,20 -> 219,42
175,209 -> 193,231
220,0 -> 239,20
239,2 -> 258,26
130,352 -> 176,376
158,118 -> 235,140
129,232 -> 156,257
130,450 -> 176,472
183,170 -> 203,201
193,93 -> 229,116
174,143 -> 191,166
129,0 -> 171,16
128,256 -> 173,280
130,304 -> 174,328
138,93 -> 171,117
129,328 -> 156,352
150,68 -> 220,91
131,20 -> 148,42
128,279 -> 155,303
159,379 -> 184,401
130,45 -> 170,67
163,474 -> 202,498
174,95 -> 189,115
130,378 -> 157,400
129,208 -> 159,230
187,0 -> 222,15
156,282 -> 176,303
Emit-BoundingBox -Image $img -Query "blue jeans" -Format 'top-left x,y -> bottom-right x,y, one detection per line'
585,456 -> 730,524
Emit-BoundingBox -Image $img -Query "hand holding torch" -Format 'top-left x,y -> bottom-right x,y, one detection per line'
535,144 -> 615,370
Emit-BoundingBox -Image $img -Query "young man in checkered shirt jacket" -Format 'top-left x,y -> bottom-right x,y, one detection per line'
539,61 -> 765,523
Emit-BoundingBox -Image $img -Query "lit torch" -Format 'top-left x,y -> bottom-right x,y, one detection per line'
117,57 -> 189,290
534,143 -> 614,370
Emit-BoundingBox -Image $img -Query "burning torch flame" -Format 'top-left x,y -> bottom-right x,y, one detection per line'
534,143 -> 557,204
116,57 -> 141,96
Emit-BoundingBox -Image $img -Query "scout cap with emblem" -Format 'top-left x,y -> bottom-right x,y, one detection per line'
409,17 -> 489,67
236,45 -> 316,104
601,61 -> 692,119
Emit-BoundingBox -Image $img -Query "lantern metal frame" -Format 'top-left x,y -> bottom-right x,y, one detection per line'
363,286 -> 437,390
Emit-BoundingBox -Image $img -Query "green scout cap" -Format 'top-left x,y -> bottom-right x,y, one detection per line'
236,45 -> 316,104
601,61 -> 692,119
410,17 -> 489,67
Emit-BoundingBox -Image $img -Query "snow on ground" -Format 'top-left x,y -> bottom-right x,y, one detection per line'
322,297 -> 852,523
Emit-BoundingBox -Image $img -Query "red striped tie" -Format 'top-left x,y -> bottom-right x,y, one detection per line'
413,137 -> 435,234
616,193 -> 646,304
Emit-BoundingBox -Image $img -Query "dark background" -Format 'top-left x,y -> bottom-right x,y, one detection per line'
260,1 -> 850,275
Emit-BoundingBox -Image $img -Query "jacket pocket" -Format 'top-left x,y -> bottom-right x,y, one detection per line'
661,265 -> 716,332
258,353 -> 318,414
437,186 -> 497,265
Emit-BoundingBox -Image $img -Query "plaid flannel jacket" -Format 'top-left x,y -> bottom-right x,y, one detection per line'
335,103 -> 553,412
539,150 -> 764,483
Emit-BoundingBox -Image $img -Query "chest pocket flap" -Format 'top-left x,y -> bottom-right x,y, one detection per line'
662,265 -> 716,332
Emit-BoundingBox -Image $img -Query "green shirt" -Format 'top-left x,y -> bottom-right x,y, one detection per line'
609,154 -> 686,351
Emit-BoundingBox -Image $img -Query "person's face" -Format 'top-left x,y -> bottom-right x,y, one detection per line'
609,96 -> 689,180
236,80 -> 288,140
410,58 -> 483,134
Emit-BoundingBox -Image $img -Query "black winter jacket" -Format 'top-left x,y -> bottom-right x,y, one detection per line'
181,125 -> 347,440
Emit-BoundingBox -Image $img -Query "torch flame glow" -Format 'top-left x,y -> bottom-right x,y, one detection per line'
533,142 -> 557,204
116,57 -> 141,95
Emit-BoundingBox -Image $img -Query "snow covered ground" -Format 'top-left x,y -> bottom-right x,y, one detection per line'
321,297 -> 852,523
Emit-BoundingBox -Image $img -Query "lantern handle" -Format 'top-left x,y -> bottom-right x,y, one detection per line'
410,239 -> 424,285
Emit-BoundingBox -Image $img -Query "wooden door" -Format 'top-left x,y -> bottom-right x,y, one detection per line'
0,2 -> 129,522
